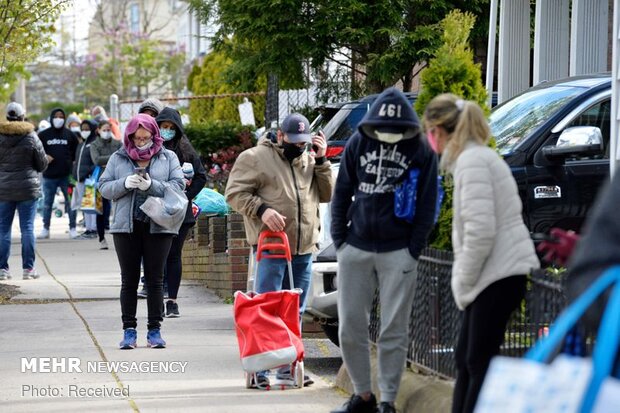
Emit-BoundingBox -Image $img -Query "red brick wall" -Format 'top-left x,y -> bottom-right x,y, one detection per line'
182,213 -> 251,299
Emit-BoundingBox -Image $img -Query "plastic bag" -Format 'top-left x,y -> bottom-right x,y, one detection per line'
139,185 -> 188,232
193,188 -> 230,216
80,166 -> 103,214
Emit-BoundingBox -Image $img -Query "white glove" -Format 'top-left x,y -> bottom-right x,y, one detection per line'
137,173 -> 152,191
124,174 -> 141,189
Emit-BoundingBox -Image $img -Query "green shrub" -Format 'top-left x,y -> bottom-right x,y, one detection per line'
415,10 -> 491,250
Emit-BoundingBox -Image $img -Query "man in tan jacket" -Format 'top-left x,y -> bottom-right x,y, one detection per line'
225,113 -> 333,388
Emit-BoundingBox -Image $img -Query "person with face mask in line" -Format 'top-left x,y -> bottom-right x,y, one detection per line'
66,113 -> 82,140
0,102 -> 48,281
156,107 -> 207,317
37,108 -> 79,239
98,113 -> 185,350
329,87 -> 438,413
226,112 -> 333,389
72,119 -> 99,239
423,94 -> 539,413
90,120 -> 121,250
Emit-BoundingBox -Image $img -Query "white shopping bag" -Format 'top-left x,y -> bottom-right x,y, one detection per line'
475,266 -> 620,413
475,355 -> 592,413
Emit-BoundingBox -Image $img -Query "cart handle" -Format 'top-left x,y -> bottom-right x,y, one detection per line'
254,231 -> 296,291
256,231 -> 292,262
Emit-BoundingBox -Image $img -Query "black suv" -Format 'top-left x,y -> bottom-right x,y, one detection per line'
491,73 -> 611,234
318,75 -> 611,234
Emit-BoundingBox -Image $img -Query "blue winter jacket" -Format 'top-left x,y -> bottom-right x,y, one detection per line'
330,87 -> 438,259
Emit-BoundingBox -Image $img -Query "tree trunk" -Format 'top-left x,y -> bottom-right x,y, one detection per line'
265,73 -> 279,128
403,72 -> 413,92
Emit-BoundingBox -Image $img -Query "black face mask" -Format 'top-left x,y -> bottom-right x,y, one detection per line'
281,141 -> 306,161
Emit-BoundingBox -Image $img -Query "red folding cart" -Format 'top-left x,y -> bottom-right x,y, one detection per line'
233,230 -> 305,390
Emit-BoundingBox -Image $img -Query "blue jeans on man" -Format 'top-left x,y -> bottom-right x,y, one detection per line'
42,176 -> 76,230
0,199 -> 38,271
255,252 -> 313,316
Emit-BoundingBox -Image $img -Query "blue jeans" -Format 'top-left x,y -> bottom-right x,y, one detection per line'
255,252 -> 312,315
42,176 -> 76,229
0,199 -> 38,270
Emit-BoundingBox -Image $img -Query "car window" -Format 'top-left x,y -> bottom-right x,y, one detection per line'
322,104 -> 369,143
491,86 -> 584,155
566,99 -> 611,158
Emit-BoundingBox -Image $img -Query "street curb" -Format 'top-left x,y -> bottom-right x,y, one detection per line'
334,347 -> 454,413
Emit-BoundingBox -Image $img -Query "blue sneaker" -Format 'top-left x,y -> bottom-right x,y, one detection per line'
147,329 -> 166,348
119,328 -> 137,349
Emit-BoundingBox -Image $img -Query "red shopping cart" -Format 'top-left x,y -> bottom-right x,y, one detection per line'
233,231 -> 305,390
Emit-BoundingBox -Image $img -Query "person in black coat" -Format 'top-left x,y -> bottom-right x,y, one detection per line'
156,107 -> 207,317
72,120 -> 99,239
0,103 -> 48,280
37,108 -> 79,239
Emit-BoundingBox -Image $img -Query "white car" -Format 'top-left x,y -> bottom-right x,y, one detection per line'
304,165 -> 340,346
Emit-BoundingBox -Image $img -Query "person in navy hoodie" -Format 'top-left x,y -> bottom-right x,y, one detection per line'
37,108 -> 79,239
330,87 -> 438,413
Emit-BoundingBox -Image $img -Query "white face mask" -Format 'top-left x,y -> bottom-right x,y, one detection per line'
52,118 -> 65,129
136,141 -> 153,151
100,131 -> 112,140
70,126 -> 81,133
80,131 -> 91,139
375,131 -> 404,143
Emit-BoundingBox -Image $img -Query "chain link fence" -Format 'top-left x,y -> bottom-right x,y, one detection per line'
115,88 -> 323,127
368,247 -> 592,380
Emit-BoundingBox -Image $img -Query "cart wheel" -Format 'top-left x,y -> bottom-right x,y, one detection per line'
294,361 -> 304,388
245,372 -> 254,389
54,209 -> 63,218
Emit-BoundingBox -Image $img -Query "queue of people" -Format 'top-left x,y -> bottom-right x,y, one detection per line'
3,87 -> 606,412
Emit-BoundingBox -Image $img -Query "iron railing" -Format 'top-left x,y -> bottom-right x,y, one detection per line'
369,247 -> 586,380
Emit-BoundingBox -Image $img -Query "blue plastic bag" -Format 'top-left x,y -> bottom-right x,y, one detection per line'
193,188 -> 230,216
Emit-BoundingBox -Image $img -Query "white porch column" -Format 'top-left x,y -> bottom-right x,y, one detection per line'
498,0 -> 530,104
534,0 -> 570,84
570,0 -> 609,75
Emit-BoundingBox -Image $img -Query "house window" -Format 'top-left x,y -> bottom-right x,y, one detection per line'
130,3 -> 140,33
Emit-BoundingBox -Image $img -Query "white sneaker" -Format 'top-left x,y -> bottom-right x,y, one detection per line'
23,269 -> 40,280
99,239 -> 108,250
0,268 -> 11,280
69,228 -> 78,239
37,228 -> 50,239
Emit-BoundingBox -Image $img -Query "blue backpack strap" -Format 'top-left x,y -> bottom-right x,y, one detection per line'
581,279 -> 620,412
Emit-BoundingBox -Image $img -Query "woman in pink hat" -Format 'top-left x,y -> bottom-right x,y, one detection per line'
98,114 -> 185,350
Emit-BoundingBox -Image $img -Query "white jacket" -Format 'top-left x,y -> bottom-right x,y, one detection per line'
451,143 -> 539,310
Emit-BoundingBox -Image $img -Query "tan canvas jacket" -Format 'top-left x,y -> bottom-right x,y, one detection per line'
225,139 -> 333,255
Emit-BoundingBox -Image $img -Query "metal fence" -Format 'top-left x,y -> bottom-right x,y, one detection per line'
115,88 -> 323,127
369,247 -> 588,380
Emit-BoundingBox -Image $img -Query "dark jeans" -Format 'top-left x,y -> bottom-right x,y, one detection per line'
113,221 -> 173,330
42,176 -> 76,229
452,275 -> 526,413
96,198 -> 111,241
0,199 -> 37,270
164,222 -> 193,300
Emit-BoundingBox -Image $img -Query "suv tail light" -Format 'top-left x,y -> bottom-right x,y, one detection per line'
326,146 -> 344,160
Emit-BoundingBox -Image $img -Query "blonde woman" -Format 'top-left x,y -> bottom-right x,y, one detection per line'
423,94 -> 539,413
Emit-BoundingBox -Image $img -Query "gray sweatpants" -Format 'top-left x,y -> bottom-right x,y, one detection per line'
337,243 -> 418,402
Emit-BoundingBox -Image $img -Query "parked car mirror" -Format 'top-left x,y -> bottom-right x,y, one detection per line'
542,126 -> 603,160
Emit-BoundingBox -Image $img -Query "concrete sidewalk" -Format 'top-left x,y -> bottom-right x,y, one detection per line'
0,216 -> 346,412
